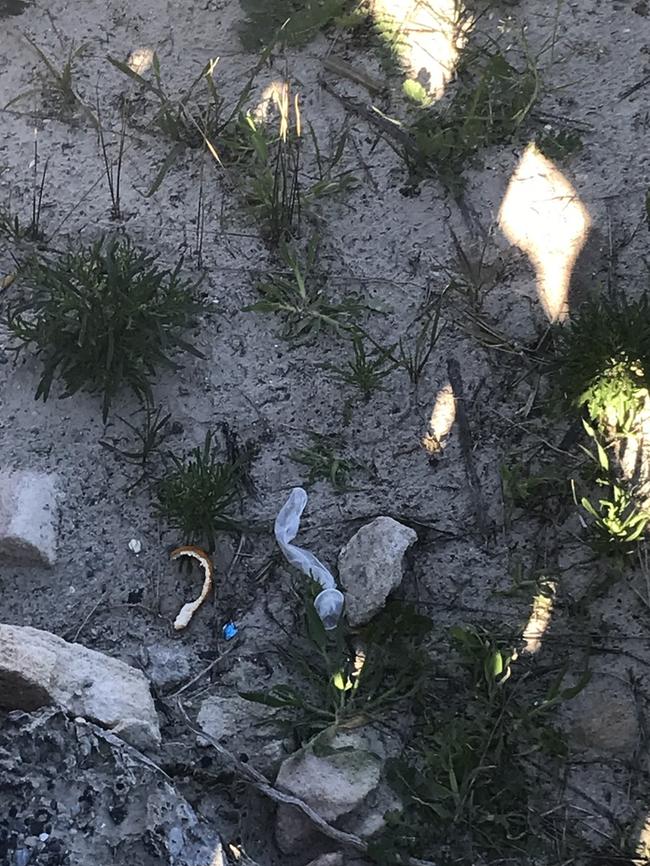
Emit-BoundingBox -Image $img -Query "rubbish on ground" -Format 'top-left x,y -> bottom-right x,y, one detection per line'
274,487 -> 344,630
223,621 -> 238,641
171,545 -> 214,630
128,538 -> 142,554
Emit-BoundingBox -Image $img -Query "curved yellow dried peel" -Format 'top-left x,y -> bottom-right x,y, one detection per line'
171,545 -> 214,630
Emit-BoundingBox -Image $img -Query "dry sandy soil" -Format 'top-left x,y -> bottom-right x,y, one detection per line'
1,0 -> 650,864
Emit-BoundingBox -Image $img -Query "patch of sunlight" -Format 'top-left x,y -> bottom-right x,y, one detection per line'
126,47 -> 155,75
371,0 -> 471,101
636,813 -> 650,864
521,583 -> 555,654
498,142 -> 591,323
253,79 -> 289,123
422,382 -> 455,455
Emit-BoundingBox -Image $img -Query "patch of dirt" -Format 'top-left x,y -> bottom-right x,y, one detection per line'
0,0 -> 649,864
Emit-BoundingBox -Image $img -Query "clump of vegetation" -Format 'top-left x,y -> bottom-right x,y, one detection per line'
0,143 -> 49,243
578,421 -> 650,555
407,48 -> 538,191
290,432 -> 357,492
500,459 -> 567,522
230,93 -> 354,244
537,127 -> 583,162
329,334 -> 394,401
156,431 -> 244,550
244,238 -> 367,340
6,30 -> 97,126
357,289 -> 446,385
242,599 -> 433,744
100,402 -> 172,488
109,48 -> 272,195
5,237 -> 202,420
554,295 -> 650,432
371,625 -> 590,865
237,0 -> 347,50
236,94 -> 302,244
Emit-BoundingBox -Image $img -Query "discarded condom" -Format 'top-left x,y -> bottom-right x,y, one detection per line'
274,487 -> 344,630
171,545 -> 213,630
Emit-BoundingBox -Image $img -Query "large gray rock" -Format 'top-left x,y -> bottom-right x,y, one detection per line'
0,470 -> 58,565
0,624 -> 160,750
0,709 -> 219,866
274,733 -> 383,853
338,517 -> 417,625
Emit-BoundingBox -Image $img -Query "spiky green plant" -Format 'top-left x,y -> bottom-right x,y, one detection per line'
554,295 -> 650,432
156,431 -> 243,550
6,237 -> 203,420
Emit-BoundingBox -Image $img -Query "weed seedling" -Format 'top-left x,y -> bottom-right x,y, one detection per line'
156,431 -> 244,550
578,420 -> 650,555
290,433 -> 356,492
241,599 -> 433,744
329,333 -> 394,401
237,0 -> 347,50
537,127 -> 583,162
6,237 -> 203,420
449,228 -> 501,310
237,85 -> 302,244
100,402 -> 172,487
245,238 -> 367,341
97,99 -> 127,220
359,289 -> 446,385
0,138 -> 49,243
407,46 -> 538,192
6,26 -> 98,127
372,625 -> 590,864
553,295 -> 650,432
228,93 -> 355,244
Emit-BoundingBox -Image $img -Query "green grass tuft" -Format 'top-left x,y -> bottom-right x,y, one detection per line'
6,237 -> 203,420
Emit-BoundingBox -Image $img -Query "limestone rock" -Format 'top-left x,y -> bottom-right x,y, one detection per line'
338,517 -> 417,626
0,470 -> 58,566
274,733 -> 382,853
1,709 -> 219,866
0,624 -> 160,750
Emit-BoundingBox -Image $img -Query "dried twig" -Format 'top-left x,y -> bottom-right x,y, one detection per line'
168,645 -> 236,698
66,592 -> 106,642
447,357 -> 489,538
177,701 -> 439,866
322,56 -> 386,95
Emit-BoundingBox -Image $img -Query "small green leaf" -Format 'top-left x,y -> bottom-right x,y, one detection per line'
332,670 -> 353,691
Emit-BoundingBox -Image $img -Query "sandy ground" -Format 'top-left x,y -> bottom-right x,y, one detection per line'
1,0 -> 650,863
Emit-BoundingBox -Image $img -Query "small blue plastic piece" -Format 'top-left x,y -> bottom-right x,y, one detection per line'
223,621 -> 238,641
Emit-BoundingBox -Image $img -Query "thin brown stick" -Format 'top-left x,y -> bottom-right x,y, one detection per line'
66,592 -> 106,642
447,357 -> 489,538
177,701 -> 439,866
169,645 -> 236,698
